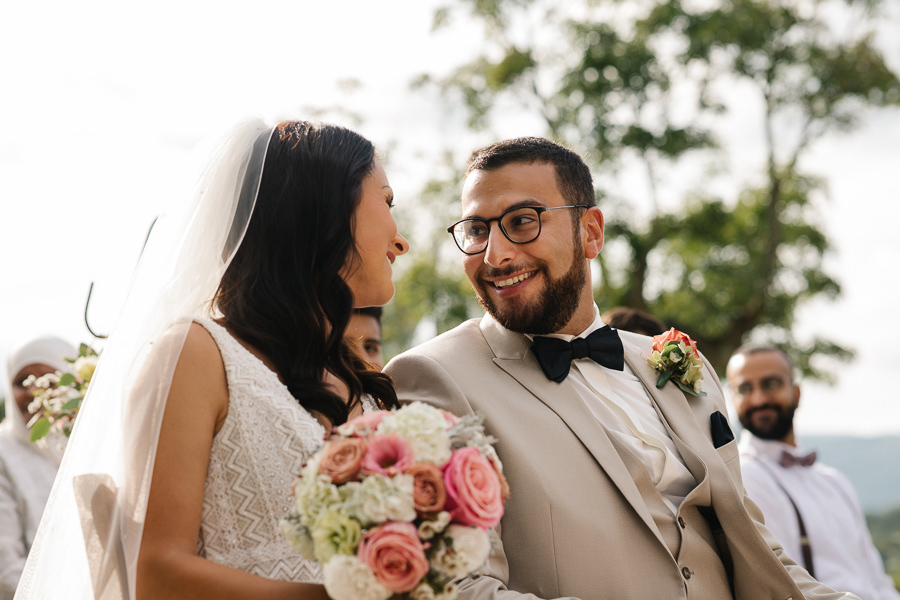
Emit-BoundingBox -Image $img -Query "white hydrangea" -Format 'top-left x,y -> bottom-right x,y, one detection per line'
377,402 -> 452,466
341,473 -> 416,525
294,464 -> 341,527
323,555 -> 392,600
430,525 -> 490,577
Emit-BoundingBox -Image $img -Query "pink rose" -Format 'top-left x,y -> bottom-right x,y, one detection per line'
443,447 -> 504,529
358,521 -> 429,593
319,438 -> 367,484
651,327 -> 698,357
361,434 -> 415,476
441,410 -> 460,426
405,462 -> 447,513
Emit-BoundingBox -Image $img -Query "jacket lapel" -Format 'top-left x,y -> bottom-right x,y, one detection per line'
620,332 -> 716,501
479,315 -> 667,544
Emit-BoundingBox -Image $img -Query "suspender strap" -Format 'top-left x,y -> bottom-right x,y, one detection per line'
758,460 -> 815,577
779,486 -> 815,578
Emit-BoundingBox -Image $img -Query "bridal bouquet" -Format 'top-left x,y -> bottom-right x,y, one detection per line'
281,401 -> 509,600
25,343 -> 99,443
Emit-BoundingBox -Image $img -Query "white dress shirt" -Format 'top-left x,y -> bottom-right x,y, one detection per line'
529,306 -> 696,513
739,433 -> 900,599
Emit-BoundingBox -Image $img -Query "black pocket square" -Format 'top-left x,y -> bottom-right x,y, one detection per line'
710,411 -> 735,449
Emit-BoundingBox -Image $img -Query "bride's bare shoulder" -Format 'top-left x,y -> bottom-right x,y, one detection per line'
180,321 -> 222,363
168,322 -> 229,420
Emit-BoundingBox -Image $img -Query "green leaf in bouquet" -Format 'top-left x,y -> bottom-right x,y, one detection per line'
30,417 -> 51,442
59,372 -> 77,387
61,397 -> 83,412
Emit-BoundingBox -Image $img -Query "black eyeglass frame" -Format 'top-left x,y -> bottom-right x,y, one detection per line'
446,204 -> 590,255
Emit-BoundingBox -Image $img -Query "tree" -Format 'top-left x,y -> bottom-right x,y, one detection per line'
398,0 -> 900,377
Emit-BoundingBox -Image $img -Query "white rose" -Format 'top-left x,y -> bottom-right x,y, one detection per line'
430,525 -> 490,577
323,555 -> 392,600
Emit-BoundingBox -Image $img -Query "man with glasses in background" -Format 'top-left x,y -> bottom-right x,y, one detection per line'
727,344 -> 899,599
386,137 -> 853,599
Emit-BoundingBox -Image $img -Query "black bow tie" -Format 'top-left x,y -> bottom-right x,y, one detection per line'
531,326 -> 624,383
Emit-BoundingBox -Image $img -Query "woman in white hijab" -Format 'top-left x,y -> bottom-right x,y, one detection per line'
0,335 -> 76,600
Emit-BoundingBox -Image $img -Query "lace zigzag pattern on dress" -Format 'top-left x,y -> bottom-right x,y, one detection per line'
195,319 -> 325,582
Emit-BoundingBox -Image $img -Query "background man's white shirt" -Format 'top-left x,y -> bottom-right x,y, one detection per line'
739,434 -> 900,599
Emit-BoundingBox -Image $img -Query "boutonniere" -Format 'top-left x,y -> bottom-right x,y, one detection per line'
647,328 -> 706,397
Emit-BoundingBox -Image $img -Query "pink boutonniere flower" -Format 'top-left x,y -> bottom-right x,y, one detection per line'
647,328 -> 706,397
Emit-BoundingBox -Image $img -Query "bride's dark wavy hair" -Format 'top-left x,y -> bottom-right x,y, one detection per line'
214,120 -> 398,426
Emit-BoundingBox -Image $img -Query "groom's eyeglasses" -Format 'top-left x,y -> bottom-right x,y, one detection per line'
734,376 -> 787,397
447,205 -> 589,255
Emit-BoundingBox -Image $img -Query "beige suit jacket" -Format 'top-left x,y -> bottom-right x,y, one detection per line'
385,314 -> 858,600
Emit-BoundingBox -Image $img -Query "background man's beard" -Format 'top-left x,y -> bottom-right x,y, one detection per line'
740,404 -> 795,441
477,244 -> 587,335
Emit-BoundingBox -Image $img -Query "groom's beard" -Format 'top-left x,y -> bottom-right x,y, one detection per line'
475,241 -> 587,335
740,403 -> 795,441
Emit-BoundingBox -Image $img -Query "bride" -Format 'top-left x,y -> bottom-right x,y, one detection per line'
15,120 -> 409,599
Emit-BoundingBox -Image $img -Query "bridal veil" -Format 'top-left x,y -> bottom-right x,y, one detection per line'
15,119 -> 273,600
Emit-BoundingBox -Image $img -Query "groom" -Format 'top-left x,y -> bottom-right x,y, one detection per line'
384,137 -> 855,599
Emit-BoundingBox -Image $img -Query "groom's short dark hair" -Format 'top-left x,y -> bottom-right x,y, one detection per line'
466,137 -> 596,210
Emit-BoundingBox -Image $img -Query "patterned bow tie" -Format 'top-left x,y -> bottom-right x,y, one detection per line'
531,325 -> 624,383
780,450 -> 817,468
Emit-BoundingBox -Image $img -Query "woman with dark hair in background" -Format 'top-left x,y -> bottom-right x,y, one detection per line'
16,120 -> 408,600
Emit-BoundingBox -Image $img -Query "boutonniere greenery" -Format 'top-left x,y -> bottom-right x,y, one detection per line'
647,328 -> 706,397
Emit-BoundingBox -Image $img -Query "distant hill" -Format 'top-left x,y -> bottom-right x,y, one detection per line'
801,434 -> 900,515
867,506 -> 900,586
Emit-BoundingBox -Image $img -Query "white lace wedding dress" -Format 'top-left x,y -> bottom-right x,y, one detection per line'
195,318 -> 376,581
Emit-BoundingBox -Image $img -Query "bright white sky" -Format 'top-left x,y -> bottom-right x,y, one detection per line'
1,0 -> 899,436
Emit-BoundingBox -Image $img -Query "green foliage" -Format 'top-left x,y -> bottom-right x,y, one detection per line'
382,156 -> 482,361
403,0 -> 900,376
383,253 -> 480,361
867,506 -> 900,589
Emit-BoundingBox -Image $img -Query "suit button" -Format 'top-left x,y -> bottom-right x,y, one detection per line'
681,566 -> 692,580
678,516 -> 686,528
